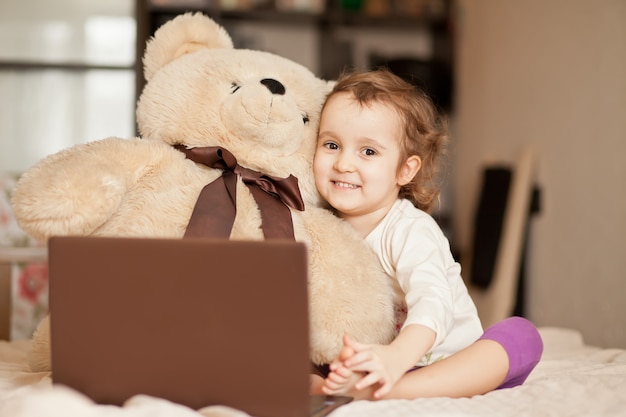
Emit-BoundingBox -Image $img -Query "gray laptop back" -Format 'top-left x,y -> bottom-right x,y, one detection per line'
48,236 -> 311,417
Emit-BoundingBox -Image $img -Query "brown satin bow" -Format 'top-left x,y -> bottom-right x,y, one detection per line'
174,145 -> 305,240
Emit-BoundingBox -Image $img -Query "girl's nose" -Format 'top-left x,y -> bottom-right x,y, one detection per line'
334,152 -> 355,172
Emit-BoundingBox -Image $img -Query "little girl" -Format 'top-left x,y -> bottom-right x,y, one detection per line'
311,69 -> 543,400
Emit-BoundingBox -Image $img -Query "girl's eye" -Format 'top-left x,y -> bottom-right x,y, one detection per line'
323,142 -> 339,150
362,148 -> 377,156
231,83 -> 241,93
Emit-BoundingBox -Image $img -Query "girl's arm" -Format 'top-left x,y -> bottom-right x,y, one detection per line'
390,217 -> 457,349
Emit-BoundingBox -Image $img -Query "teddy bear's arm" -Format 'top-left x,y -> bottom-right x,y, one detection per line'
11,138 -> 163,241
297,207 -> 397,365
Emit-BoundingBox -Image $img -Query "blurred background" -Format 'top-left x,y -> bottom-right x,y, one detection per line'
0,0 -> 624,349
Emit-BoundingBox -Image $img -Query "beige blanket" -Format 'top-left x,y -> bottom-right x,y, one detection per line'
1,328 -> 625,417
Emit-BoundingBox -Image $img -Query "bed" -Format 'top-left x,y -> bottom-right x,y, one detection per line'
1,326 -> 625,417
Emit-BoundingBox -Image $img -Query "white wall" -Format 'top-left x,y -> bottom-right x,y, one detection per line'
454,0 -> 626,348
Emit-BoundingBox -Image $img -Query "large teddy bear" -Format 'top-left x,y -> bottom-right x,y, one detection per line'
11,13 -> 395,373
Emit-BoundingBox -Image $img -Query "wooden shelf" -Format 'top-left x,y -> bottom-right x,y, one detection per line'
145,3 -> 449,30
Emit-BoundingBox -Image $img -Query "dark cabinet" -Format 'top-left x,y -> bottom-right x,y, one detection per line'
135,0 -> 454,110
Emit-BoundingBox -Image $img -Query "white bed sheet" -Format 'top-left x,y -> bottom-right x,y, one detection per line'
1,327 -> 625,417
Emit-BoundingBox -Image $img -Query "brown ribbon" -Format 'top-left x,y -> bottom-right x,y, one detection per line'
174,145 -> 305,240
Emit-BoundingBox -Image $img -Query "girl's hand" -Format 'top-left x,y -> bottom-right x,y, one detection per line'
322,336 -> 363,396
341,335 -> 407,398
342,325 -> 436,399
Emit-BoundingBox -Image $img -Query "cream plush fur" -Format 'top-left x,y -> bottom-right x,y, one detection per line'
11,13 -> 395,372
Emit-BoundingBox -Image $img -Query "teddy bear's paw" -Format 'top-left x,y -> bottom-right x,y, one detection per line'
28,315 -> 52,372
11,139 -> 138,239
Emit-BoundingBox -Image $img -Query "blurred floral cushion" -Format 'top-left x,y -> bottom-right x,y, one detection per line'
1,172 -> 47,340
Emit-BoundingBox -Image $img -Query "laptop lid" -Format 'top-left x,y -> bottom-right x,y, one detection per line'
48,236 -> 311,417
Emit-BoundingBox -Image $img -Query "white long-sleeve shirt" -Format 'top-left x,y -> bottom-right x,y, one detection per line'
365,199 -> 483,365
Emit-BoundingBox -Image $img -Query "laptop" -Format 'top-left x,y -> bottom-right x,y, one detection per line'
48,236 -> 351,417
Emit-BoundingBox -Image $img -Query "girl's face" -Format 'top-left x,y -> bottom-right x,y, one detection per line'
313,92 -> 420,233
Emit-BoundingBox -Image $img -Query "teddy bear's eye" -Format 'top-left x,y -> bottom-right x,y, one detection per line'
302,114 -> 310,124
231,83 -> 240,94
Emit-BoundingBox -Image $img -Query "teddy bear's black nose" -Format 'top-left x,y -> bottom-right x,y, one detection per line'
260,78 -> 285,95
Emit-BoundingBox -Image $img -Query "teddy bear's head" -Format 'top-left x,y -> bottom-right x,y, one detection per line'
136,13 -> 333,207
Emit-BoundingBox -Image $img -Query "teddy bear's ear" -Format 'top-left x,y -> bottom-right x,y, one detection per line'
142,12 -> 234,81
